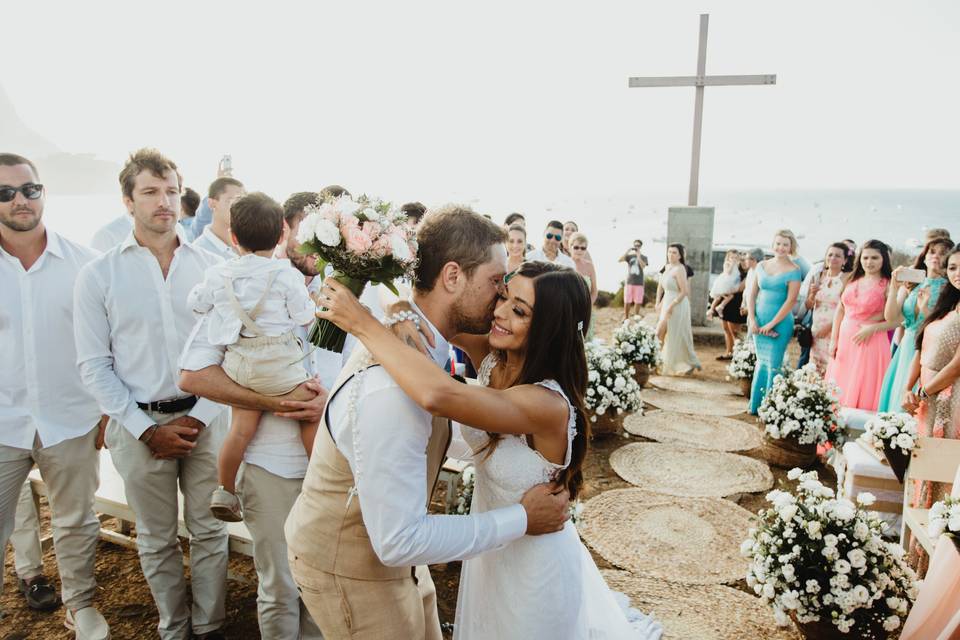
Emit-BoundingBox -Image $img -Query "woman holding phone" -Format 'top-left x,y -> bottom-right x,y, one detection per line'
827,240 -> 895,410
747,230 -> 802,414
877,237 -> 953,411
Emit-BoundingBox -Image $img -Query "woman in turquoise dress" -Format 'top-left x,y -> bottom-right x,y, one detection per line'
877,237 -> 953,411
747,231 -> 803,414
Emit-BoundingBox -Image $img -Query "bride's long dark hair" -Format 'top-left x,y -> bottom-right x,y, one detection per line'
486,260 -> 592,499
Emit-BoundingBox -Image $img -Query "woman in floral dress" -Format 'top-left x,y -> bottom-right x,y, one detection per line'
805,243 -> 850,374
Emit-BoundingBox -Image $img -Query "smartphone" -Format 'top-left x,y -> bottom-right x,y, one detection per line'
219,154 -> 232,175
898,268 -> 925,284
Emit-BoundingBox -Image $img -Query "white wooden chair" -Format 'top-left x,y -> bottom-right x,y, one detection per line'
900,436 -> 960,554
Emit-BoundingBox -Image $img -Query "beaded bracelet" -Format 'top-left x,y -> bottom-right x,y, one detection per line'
383,310 -> 421,328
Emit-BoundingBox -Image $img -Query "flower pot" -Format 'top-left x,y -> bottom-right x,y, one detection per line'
738,377 -> 752,398
590,412 -> 625,439
632,363 -> 650,388
881,440 -> 910,484
762,434 -> 817,469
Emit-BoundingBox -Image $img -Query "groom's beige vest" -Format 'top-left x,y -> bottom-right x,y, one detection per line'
287,347 -> 452,580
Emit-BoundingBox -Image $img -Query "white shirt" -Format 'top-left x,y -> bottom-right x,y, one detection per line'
326,302 -> 527,567
192,225 -> 237,261
179,312 -> 315,479
525,248 -> 576,269
73,227 -> 225,438
189,254 -> 316,345
89,214 -> 133,252
0,231 -> 103,450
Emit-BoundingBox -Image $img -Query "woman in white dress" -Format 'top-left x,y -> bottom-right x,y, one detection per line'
319,261 -> 662,640
656,243 -> 701,375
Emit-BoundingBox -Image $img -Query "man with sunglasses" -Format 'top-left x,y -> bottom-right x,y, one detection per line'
0,153 -> 111,639
525,220 -> 575,268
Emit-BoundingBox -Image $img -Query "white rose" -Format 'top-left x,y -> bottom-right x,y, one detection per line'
389,231 -> 412,261
856,492 -> 876,507
295,212 -> 320,244
314,218 -> 342,247
846,549 -> 867,569
894,433 -> 914,450
883,615 -> 901,632
834,559 -> 851,574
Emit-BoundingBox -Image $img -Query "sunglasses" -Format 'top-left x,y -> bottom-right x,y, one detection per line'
571,245 -> 587,250
0,183 -> 44,203
545,233 -> 562,241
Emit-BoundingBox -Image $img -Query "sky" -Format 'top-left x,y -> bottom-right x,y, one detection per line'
3,1 -> 959,208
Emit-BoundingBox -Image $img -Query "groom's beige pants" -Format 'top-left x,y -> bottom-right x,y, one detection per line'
292,559 -> 442,640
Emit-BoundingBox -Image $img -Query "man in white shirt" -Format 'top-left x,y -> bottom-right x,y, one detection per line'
0,153 -> 110,638
526,219 -> 576,268
283,206 -> 570,639
73,148 -> 229,640
178,190 -> 333,639
89,212 -> 133,252
192,176 -> 245,260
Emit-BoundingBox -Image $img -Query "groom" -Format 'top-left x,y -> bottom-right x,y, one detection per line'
284,206 -> 570,639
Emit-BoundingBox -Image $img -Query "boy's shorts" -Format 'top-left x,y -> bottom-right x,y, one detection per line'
223,331 -> 310,396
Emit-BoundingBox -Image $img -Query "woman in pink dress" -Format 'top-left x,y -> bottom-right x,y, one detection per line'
826,240 -> 895,410
902,247 -> 960,574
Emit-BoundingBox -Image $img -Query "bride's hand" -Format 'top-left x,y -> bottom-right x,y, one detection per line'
315,277 -> 374,335
384,301 -> 436,356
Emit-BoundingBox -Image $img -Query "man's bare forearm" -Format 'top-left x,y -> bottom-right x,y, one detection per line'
179,366 -> 283,412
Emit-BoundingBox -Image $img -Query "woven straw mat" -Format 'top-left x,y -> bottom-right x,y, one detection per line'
649,375 -> 741,397
609,442 -> 773,497
623,410 -> 762,452
580,489 -> 754,584
642,388 -> 746,417
602,570 -> 800,640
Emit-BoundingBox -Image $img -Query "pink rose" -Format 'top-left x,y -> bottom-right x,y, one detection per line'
372,234 -> 393,258
344,225 -> 373,254
362,220 -> 382,238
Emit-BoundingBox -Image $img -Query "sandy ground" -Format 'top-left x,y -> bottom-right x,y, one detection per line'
2,305 -> 831,639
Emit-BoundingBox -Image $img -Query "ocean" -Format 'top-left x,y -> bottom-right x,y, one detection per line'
42,188 -> 959,292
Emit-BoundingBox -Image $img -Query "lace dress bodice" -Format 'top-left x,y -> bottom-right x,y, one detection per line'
460,353 -> 576,511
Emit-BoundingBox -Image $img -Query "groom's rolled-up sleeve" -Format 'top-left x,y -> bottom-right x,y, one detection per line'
336,379 -> 527,567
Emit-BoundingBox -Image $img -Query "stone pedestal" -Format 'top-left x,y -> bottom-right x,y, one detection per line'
667,206 -> 714,326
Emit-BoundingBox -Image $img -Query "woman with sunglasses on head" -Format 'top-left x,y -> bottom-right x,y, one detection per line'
317,262 -> 662,640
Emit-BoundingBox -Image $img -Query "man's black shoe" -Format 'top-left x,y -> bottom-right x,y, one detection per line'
18,575 -> 61,611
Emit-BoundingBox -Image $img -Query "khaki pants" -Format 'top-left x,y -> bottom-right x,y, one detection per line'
11,479 -> 44,580
236,462 -> 322,640
290,556 -> 442,640
106,409 -> 229,640
0,426 -> 101,610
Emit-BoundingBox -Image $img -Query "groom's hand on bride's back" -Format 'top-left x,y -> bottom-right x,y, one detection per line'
520,482 -> 570,535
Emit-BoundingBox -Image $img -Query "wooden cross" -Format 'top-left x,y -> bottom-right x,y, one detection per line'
628,14 -> 776,206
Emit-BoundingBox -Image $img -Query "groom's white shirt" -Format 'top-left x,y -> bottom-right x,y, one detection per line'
326,300 -> 528,567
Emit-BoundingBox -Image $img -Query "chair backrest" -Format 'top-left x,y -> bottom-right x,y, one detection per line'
905,436 -> 960,485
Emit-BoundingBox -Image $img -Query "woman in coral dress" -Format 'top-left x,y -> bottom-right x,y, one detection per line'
902,248 -> 960,573
827,240 -> 896,410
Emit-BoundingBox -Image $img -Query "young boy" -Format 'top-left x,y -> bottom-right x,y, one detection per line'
189,192 -> 318,521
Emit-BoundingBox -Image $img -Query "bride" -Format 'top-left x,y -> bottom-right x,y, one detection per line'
318,261 -> 662,640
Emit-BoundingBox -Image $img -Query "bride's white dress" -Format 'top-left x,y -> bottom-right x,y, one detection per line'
454,354 -> 662,640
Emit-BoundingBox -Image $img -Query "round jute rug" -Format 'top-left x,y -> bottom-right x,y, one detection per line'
642,388 -> 746,417
602,570 -> 800,640
609,443 -> 773,497
649,375 -> 741,397
623,410 -> 762,452
579,489 -> 754,584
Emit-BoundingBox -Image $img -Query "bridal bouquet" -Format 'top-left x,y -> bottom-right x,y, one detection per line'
758,364 -> 845,448
726,338 -> 756,380
585,340 -> 643,423
928,496 -> 960,541
862,412 -> 918,482
612,317 -> 662,368
296,194 -> 418,352
742,469 -> 918,635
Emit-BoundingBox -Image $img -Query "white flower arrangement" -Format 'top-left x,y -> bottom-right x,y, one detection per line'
612,317 -> 662,367
742,469 -> 918,634
449,465 -> 475,516
569,500 -> 584,529
727,338 -> 756,380
585,340 -> 643,420
928,496 -> 960,540
757,363 -> 845,447
863,412 -> 919,456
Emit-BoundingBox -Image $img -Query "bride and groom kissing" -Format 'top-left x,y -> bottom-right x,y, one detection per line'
285,206 -> 662,639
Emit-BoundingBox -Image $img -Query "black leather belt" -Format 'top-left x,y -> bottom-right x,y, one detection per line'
137,396 -> 198,414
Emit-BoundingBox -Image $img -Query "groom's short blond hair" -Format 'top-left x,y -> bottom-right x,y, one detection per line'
414,204 -> 507,292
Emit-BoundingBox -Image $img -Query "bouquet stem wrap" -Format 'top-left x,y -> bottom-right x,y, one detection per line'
308,272 -> 367,353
